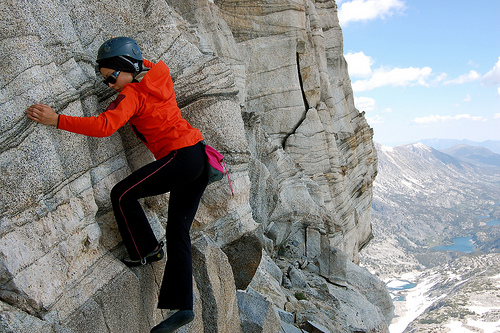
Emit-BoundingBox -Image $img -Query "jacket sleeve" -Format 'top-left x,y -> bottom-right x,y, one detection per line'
58,92 -> 139,137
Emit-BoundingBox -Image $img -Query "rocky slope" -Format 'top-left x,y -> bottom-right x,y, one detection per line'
0,1 -> 388,332
401,253 -> 500,333
360,142 -> 500,332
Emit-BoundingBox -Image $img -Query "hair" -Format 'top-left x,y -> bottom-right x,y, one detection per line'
97,55 -> 143,74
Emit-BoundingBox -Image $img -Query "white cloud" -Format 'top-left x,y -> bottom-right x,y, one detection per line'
494,113 -> 500,119
338,0 -> 406,26
482,57 -> 500,86
444,70 -> 480,85
352,66 -> 433,92
366,115 -> 385,124
468,60 -> 479,68
432,73 -> 448,84
345,52 -> 374,77
464,94 -> 471,102
354,96 -> 376,111
412,114 -> 487,124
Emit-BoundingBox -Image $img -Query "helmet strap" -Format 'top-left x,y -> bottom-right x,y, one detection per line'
118,56 -> 140,75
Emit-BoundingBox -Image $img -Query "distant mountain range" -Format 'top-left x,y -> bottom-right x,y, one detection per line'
441,144 -> 500,168
418,138 -> 500,154
360,141 -> 500,332
364,141 -> 500,274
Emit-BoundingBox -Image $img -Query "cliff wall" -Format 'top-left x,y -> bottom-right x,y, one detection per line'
0,0 -> 390,332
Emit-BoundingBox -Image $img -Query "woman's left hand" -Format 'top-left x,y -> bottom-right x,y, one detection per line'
26,103 -> 59,127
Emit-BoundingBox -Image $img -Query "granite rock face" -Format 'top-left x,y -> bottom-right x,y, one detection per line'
0,0 -> 388,332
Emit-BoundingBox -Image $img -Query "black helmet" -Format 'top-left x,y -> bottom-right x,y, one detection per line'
97,37 -> 142,62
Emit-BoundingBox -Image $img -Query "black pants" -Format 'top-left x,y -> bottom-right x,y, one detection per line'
110,142 -> 208,310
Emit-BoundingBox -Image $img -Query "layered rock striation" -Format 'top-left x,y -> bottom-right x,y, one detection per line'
0,0 -> 389,332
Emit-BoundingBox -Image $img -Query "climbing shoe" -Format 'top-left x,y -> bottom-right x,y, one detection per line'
150,310 -> 195,333
122,241 -> 164,267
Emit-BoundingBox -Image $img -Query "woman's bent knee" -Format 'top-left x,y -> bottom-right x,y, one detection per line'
110,182 -> 127,205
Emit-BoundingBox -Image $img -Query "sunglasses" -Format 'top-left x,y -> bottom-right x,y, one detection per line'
102,70 -> 121,85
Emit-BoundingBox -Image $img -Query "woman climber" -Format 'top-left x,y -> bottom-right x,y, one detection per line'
26,36 -> 207,333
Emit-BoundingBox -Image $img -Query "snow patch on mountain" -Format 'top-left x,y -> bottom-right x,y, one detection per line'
389,272 -> 445,333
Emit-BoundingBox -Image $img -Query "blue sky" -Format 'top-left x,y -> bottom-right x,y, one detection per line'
339,0 -> 500,146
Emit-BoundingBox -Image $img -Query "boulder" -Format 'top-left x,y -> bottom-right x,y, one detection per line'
192,234 -> 242,333
236,288 -> 281,333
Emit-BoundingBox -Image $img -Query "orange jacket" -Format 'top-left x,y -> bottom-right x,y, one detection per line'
58,59 -> 203,159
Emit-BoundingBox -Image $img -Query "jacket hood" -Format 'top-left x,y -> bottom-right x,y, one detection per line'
137,61 -> 173,100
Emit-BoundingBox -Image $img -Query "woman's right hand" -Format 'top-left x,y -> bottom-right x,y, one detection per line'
26,103 -> 59,127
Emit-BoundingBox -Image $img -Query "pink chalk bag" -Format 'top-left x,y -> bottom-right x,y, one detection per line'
202,141 -> 233,195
